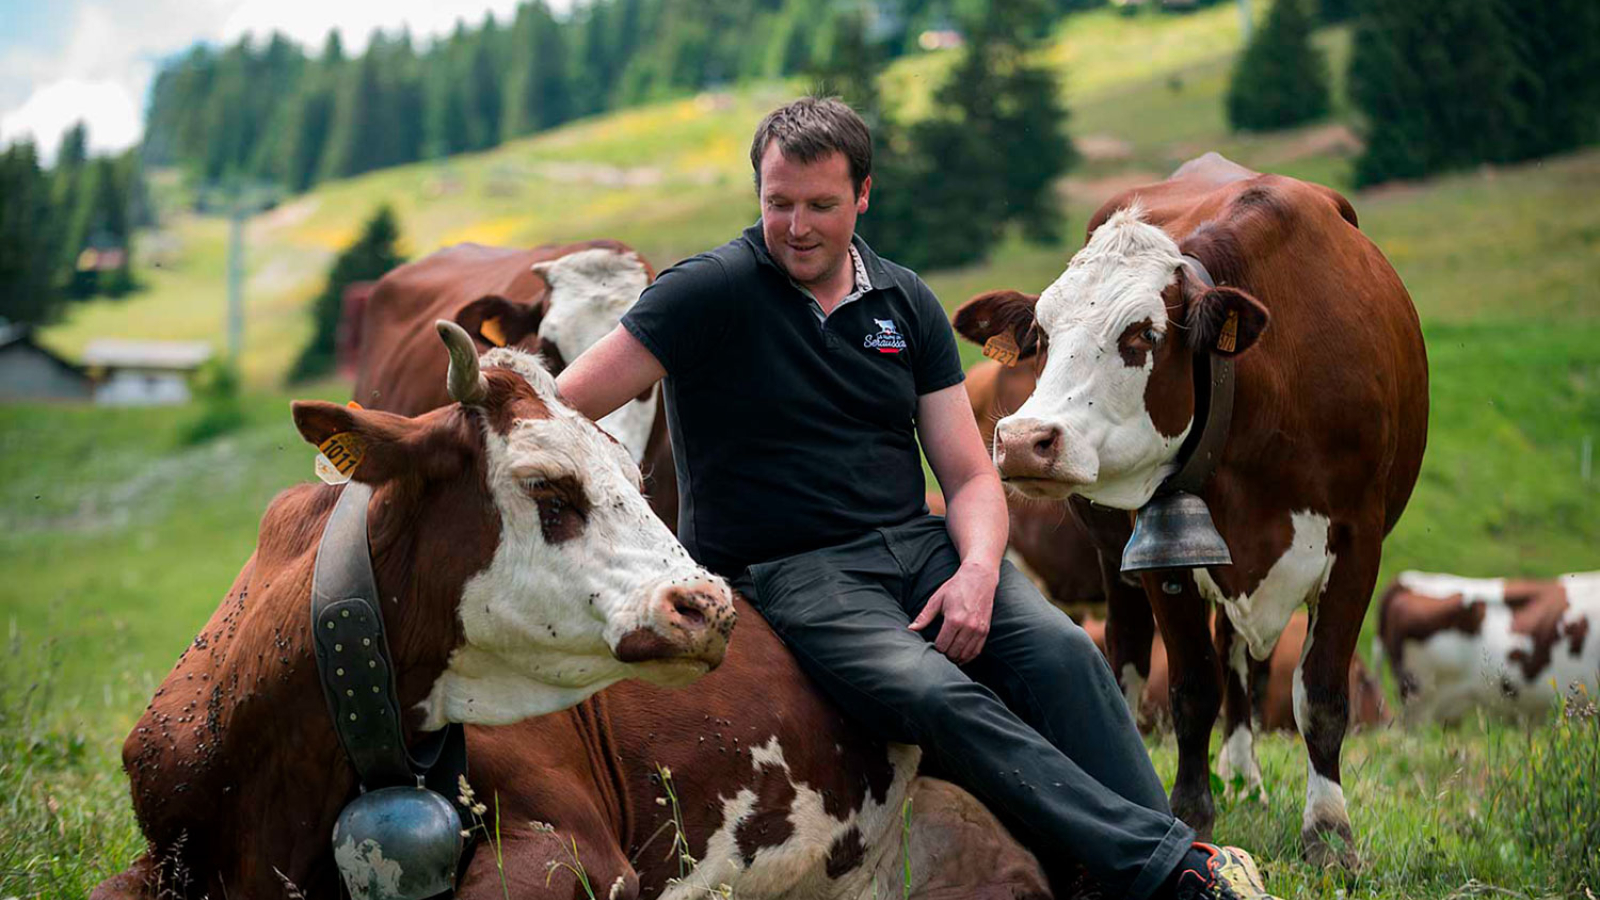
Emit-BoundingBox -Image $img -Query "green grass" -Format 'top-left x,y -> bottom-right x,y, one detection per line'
6,0 -> 1600,894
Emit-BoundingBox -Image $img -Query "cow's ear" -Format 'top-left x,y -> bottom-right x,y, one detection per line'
292,401 -> 423,484
952,290 -> 1042,359
1184,283 -> 1269,358
455,295 -> 544,350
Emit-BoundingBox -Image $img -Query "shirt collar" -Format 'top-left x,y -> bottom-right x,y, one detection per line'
742,222 -> 896,296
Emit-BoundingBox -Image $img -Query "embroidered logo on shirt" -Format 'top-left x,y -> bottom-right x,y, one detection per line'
863,318 -> 907,354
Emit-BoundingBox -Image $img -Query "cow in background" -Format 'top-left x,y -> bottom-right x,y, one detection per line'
352,240 -> 679,529
1082,613 -> 1390,736
1377,570 -> 1600,723
962,153 -> 1428,866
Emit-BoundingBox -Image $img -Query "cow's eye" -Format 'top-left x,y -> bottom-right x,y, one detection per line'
521,477 -> 589,542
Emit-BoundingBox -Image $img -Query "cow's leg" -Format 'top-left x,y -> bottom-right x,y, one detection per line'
1103,551 -> 1156,721
1294,541 -> 1376,870
1213,614 -> 1265,803
1143,570 -> 1221,841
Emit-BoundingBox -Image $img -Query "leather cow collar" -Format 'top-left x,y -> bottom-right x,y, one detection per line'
309,480 -> 474,886
1164,254 -> 1236,496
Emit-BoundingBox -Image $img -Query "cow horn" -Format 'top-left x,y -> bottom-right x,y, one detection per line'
436,320 -> 488,404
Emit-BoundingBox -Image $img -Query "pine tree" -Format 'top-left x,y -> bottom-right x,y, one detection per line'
0,140 -> 62,325
503,1 -> 570,139
1350,0 -> 1529,185
85,155 -> 135,296
290,205 -> 405,381
859,0 -> 1073,269
1225,0 -> 1331,132
320,32 -> 391,179
465,14 -> 505,151
424,23 -> 475,158
1503,0 -> 1600,158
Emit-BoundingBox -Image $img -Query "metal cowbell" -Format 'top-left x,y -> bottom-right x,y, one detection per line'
1120,491 -> 1233,573
332,785 -> 463,900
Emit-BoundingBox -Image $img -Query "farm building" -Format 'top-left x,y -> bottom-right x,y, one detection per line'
0,322 -> 93,402
81,339 -> 212,406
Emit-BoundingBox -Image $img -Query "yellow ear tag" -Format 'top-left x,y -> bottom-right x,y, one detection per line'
982,333 -> 1021,368
315,432 -> 365,485
1217,311 -> 1240,353
479,316 -> 508,348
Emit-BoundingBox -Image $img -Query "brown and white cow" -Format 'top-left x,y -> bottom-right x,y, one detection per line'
1081,612 -> 1390,737
94,327 -> 1047,900
959,153 -> 1428,866
352,239 -> 679,529
1377,570 -> 1600,724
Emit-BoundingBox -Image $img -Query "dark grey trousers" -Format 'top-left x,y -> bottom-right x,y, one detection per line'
731,514 -> 1193,900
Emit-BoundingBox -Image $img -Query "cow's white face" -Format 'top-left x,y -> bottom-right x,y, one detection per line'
996,209 -> 1192,509
421,344 -> 732,729
534,247 -> 658,463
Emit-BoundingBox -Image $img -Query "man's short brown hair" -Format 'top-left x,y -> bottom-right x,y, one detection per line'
750,96 -> 873,196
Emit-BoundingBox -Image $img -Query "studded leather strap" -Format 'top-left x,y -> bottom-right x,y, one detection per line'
1166,255 -> 1237,497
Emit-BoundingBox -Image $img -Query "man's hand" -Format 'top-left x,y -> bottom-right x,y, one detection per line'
910,561 -> 998,665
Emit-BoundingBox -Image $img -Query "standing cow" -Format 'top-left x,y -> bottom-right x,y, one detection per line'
1378,570 -> 1600,723
352,240 -> 679,529
958,153 -> 1428,866
94,328 -> 1047,900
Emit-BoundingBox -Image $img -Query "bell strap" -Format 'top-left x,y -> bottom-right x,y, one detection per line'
1164,255 -> 1236,497
309,480 -> 463,788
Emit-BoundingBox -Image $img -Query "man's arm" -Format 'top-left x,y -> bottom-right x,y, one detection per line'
555,325 -> 667,423
912,382 -> 1009,664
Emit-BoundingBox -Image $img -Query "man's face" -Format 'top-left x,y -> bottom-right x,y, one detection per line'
758,142 -> 871,290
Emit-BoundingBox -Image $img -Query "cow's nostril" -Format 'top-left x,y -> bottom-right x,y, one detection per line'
673,596 -> 707,627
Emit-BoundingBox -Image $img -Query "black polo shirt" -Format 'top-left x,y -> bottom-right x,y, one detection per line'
621,224 -> 965,575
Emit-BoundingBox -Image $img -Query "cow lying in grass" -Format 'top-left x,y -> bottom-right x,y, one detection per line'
93,324 -> 1046,900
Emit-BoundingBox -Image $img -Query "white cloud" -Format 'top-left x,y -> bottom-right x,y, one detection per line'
1,0 -> 563,157
220,0 -> 526,53
0,79 -> 143,158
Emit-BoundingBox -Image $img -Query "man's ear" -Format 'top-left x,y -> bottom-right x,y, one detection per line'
1182,275 -> 1269,357
952,290 -> 1042,358
455,294 -> 545,350
292,401 -> 422,484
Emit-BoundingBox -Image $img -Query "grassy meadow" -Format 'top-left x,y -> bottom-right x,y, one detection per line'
4,2 -> 1599,897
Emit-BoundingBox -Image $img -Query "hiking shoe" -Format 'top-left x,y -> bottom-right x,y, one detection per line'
1173,843 -> 1279,900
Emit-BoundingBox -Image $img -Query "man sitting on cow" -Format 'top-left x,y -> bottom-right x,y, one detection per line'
556,96 -> 1279,900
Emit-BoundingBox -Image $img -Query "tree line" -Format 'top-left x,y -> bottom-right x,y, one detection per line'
1226,0 -> 1600,186
0,123 -> 149,327
140,0 -> 1113,193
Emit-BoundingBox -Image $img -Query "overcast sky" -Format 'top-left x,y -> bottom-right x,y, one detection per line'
0,0 -> 562,161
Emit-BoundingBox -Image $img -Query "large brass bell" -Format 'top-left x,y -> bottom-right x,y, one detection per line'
1120,490 -> 1232,573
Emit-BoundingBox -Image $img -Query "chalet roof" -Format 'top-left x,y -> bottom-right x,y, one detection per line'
82,339 -> 213,370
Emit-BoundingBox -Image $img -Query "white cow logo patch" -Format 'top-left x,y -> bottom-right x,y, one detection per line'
864,318 -> 906,354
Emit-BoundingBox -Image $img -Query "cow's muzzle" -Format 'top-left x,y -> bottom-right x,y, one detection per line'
994,417 -> 1096,495
613,577 -> 736,671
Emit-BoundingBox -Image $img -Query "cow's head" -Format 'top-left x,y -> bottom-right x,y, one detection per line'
964,207 -> 1269,509
292,322 -> 734,729
532,247 -> 657,462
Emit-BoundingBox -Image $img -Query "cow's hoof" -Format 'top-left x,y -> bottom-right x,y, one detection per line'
1171,791 -> 1215,843
1301,822 -> 1359,871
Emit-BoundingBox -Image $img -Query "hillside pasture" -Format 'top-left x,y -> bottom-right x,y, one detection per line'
5,2 -> 1599,896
